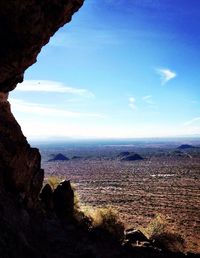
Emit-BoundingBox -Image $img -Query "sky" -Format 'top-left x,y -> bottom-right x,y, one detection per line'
10,0 -> 200,140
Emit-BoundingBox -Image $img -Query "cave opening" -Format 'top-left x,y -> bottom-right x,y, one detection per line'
0,0 -> 200,256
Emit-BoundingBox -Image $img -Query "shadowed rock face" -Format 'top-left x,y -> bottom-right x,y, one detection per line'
0,0 -> 83,92
0,93 -> 44,206
0,0 -> 83,207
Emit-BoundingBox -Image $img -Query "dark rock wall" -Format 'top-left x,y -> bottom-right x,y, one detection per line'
0,0 -> 83,92
0,92 -> 43,206
0,0 -> 84,206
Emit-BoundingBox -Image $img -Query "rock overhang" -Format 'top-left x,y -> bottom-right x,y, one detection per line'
0,0 -> 84,92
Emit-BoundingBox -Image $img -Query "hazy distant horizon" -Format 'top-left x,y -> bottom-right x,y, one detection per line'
30,135 -> 200,146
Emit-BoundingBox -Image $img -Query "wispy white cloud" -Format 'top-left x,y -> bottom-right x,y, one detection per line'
129,97 -> 136,110
155,68 -> 177,85
16,80 -> 94,98
183,117 -> 200,126
142,95 -> 152,100
9,98 -> 104,119
142,95 -> 155,105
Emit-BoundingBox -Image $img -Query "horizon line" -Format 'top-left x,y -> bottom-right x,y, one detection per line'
29,135 -> 200,143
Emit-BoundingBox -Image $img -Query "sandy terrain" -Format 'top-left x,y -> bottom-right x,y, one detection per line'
40,144 -> 200,253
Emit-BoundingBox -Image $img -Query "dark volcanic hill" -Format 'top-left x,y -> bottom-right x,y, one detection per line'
118,151 -> 131,157
177,144 -> 196,150
121,153 -> 143,161
71,156 -> 82,160
172,150 -> 186,156
48,153 -> 69,162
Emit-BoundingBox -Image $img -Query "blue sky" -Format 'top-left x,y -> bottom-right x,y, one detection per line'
10,0 -> 200,139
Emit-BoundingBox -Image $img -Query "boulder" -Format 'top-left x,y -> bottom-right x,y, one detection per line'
53,180 -> 74,219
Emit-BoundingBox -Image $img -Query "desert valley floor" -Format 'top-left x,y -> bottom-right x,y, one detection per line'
37,140 -> 200,253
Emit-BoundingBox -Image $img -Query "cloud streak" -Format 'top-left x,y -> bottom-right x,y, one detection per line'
142,95 -> 154,105
16,80 -> 94,98
9,98 -> 104,119
183,117 -> 200,126
156,68 -> 177,85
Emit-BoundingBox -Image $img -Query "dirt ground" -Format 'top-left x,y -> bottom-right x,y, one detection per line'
41,146 -> 200,253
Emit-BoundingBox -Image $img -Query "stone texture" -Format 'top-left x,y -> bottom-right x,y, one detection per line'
0,0 -> 83,207
0,0 -> 84,92
0,96 -> 44,206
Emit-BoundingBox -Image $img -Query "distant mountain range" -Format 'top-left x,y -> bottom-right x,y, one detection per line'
47,144 -> 200,163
